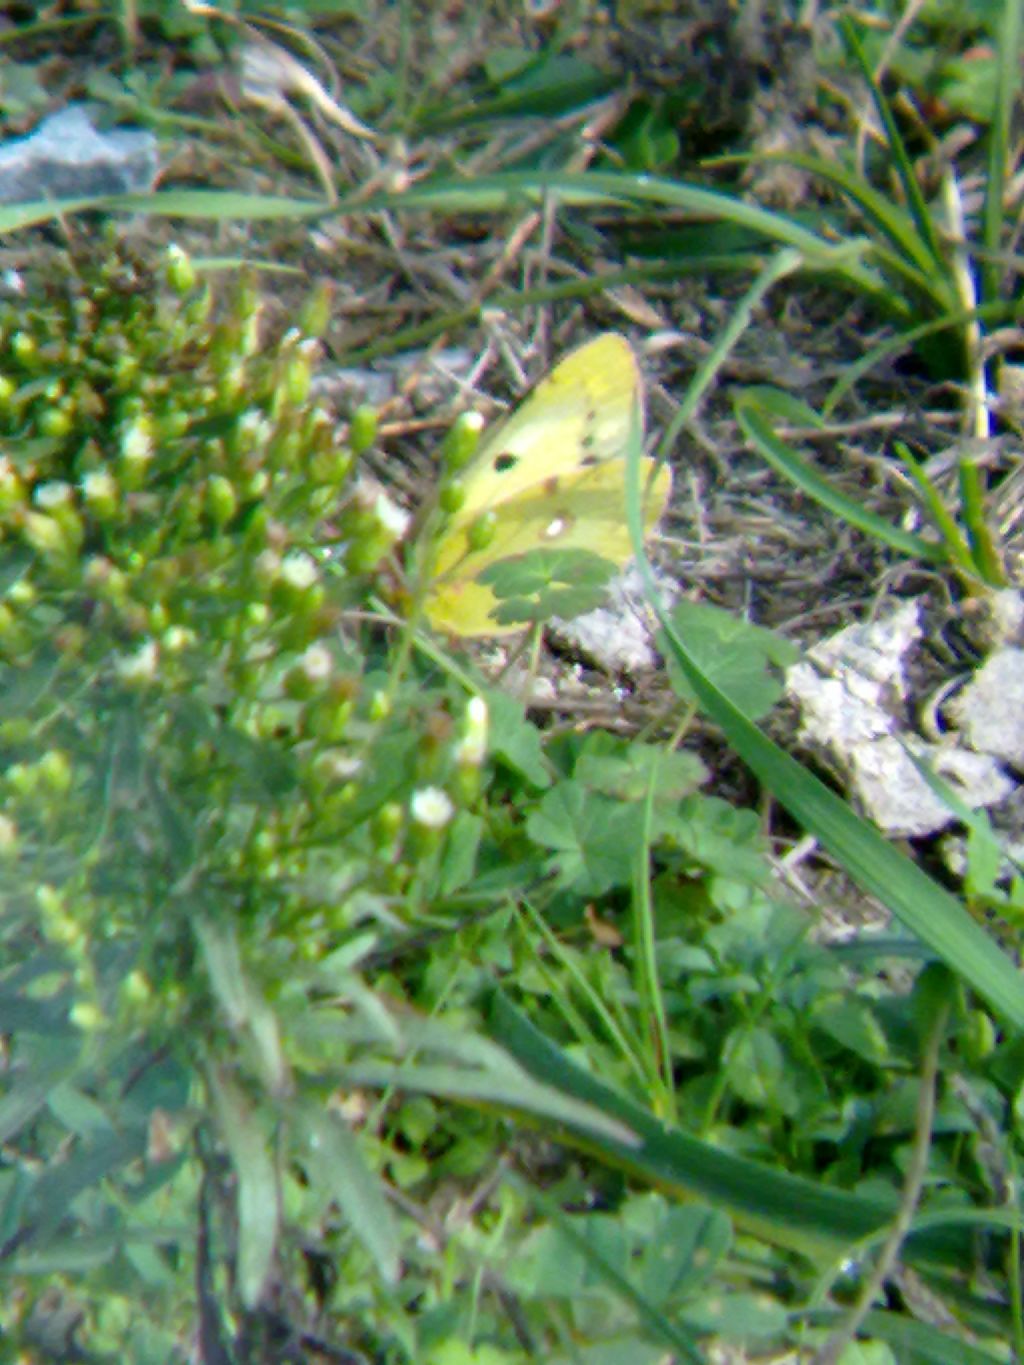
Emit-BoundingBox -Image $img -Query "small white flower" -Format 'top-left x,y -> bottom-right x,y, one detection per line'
162,625 -> 196,653
374,491 -> 411,539
410,787 -> 454,830
115,639 -> 159,683
81,470 -> 117,502
455,695 -> 488,768
240,410 -> 273,443
121,416 -> 154,465
34,480 -> 72,509
316,750 -> 362,782
299,643 -> 332,682
280,551 -> 317,590
255,549 -> 282,581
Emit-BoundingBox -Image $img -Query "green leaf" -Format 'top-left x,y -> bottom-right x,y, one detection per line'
661,795 -> 770,886
722,1026 -> 789,1111
46,1083 -> 114,1139
659,601 -> 798,720
526,781 -> 641,894
294,1106 -> 400,1285
207,1069 -> 279,1309
811,999 -> 890,1066
22,1132 -> 146,1251
437,811 -> 484,895
0,1040 -> 76,1144
574,736 -> 707,803
480,547 -> 616,630
486,690 -> 552,789
338,1058 -> 639,1150
835,1343 -> 897,1365
194,917 -> 288,1095
681,1292 -> 789,1338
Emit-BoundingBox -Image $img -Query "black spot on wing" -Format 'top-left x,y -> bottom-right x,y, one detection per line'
493,452 -> 518,473
580,405 -> 600,466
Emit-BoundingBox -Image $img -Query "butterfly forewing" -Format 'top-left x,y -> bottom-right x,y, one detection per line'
449,334 -> 642,524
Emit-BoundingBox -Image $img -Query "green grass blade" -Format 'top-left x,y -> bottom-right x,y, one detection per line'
808,1308 -> 1004,1364
626,540 -> 1024,1030
823,299 -> 1018,414
488,992 -> 972,1267
332,170 -> 893,300
734,393 -> 949,564
893,440 -> 979,576
658,249 -> 803,461
981,0 -> 1022,308
721,151 -> 944,300
839,15 -> 947,271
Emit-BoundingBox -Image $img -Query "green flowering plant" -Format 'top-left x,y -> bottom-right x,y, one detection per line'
0,240 -> 674,1360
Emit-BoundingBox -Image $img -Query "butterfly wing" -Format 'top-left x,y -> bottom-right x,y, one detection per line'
447,333 -> 641,524
425,457 -> 672,638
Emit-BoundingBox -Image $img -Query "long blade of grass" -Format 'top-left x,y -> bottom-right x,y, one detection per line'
657,249 -> 803,461
626,528 -> 1024,1030
488,991 -> 972,1267
809,1308 -> 1004,1364
823,299 -> 1018,415
893,440 -> 979,577
632,767 -> 676,1123
734,392 -> 950,565
839,15 -> 947,271
721,151 -> 945,303
981,0 -> 1022,309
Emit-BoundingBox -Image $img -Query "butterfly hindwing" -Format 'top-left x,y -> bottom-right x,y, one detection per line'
426,457 -> 671,638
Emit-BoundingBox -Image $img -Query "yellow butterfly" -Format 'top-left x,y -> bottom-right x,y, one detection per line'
423,333 -> 672,638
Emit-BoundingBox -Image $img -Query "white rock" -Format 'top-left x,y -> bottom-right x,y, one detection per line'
949,647 -> 1024,768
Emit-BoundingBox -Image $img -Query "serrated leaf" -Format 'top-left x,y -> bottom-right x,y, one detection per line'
574,736 -> 706,803
526,781 -> 641,894
481,547 -> 616,628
